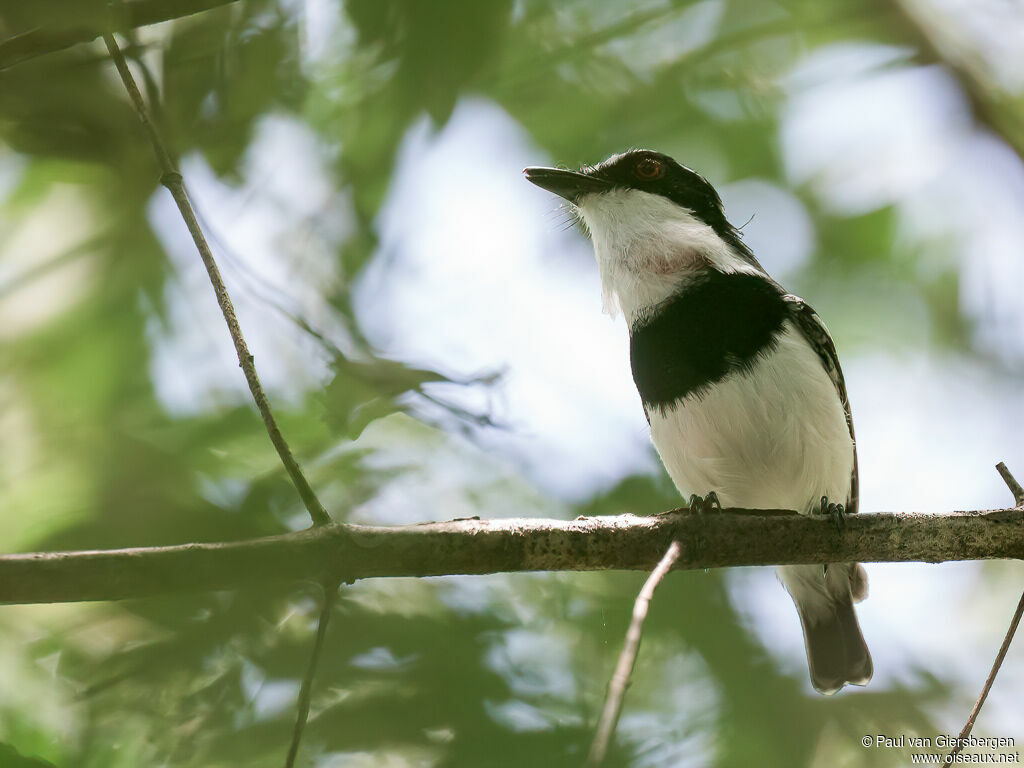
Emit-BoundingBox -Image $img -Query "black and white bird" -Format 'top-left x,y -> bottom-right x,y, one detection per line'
525,149 -> 872,695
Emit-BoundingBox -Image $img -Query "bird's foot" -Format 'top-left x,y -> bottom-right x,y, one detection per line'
688,492 -> 722,515
816,495 -> 846,531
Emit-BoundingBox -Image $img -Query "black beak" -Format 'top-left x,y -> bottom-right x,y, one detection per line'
523,166 -> 612,202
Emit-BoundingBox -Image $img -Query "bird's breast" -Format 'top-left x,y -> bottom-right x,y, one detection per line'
629,270 -> 789,408
642,320 -> 854,513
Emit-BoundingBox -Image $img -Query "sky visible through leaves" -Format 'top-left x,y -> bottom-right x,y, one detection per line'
1,0 -> 1024,766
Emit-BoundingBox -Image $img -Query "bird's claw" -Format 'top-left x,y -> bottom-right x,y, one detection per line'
688,492 -> 722,514
817,495 -> 846,530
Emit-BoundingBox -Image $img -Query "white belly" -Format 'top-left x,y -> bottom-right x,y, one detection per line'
648,321 -> 853,514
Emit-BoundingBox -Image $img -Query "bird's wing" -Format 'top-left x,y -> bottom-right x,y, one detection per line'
784,294 -> 859,515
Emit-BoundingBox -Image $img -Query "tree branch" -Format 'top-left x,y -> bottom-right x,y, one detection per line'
2,507 -> 1024,605
0,0 -> 241,70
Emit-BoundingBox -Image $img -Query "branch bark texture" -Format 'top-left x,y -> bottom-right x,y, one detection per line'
2,508 -> 1023,605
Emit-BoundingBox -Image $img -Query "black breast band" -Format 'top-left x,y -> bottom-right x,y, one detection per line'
629,270 -> 789,412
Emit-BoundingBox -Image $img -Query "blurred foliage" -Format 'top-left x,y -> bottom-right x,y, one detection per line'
1,0 -> 1022,766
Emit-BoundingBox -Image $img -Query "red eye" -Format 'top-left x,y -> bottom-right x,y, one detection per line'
635,158 -> 664,180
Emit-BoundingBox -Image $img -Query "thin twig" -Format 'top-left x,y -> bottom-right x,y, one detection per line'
101,32 -> 330,527
946,589 -> 1024,762
996,462 -> 1024,507
103,33 -> 337,767
586,540 -> 682,767
945,463 -> 1024,763
284,577 -> 341,768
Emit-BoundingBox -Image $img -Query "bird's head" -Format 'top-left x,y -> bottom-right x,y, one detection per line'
525,150 -> 761,316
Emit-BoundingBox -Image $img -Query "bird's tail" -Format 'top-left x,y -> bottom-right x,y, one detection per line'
778,563 -> 872,695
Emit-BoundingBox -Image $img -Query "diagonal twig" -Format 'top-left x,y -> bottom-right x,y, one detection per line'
102,31 -> 337,766
946,590 -> 1024,762
946,462 -> 1024,764
586,540 -> 682,767
996,462 -> 1024,508
101,31 -> 330,527
284,577 -> 341,768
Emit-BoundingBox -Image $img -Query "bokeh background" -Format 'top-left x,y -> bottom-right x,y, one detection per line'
2,0 -> 1024,766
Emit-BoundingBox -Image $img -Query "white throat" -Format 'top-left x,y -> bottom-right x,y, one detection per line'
575,188 -> 759,320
